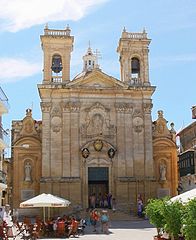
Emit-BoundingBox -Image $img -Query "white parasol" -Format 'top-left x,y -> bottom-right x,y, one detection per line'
170,188 -> 196,203
20,193 -> 71,221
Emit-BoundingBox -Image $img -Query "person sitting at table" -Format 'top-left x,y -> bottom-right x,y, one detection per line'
45,218 -> 54,237
68,216 -> 79,238
56,217 -> 65,237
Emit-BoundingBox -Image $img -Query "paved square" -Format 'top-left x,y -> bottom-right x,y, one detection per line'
38,220 -> 156,240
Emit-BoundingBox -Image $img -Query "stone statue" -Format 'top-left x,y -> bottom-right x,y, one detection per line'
92,113 -> 103,135
24,162 -> 32,181
160,163 -> 167,181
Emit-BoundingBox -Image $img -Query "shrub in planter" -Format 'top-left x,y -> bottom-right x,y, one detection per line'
145,198 -> 165,237
162,200 -> 183,240
182,198 -> 196,240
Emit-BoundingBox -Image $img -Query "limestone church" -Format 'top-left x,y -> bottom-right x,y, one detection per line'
11,26 -> 178,212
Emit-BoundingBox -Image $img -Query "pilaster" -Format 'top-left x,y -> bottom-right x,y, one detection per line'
41,102 -> 52,177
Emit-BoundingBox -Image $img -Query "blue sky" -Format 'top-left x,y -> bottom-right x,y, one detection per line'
0,0 -> 196,134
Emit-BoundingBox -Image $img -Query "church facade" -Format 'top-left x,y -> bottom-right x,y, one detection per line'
11,27 -> 178,212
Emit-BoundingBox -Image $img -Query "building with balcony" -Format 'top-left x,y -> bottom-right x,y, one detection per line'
178,120 -> 196,193
0,86 -> 9,205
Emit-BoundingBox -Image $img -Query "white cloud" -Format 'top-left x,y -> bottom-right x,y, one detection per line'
0,58 -> 41,83
0,0 -> 108,32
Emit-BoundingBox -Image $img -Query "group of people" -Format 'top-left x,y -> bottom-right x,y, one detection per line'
45,215 -> 82,237
89,209 -> 110,234
89,193 -> 116,211
21,215 -> 85,238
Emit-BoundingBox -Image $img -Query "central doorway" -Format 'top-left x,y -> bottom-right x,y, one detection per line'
88,167 -> 109,208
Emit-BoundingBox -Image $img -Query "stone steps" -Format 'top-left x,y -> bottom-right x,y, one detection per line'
78,208 -> 141,221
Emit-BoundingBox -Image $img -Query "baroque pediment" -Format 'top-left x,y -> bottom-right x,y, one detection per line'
68,69 -> 126,89
153,110 -> 171,138
20,109 -> 40,136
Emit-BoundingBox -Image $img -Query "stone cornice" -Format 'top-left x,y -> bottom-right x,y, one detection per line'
40,177 -> 80,183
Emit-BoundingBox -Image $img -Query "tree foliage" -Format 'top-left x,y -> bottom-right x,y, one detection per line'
145,198 -> 165,236
162,200 -> 183,240
182,198 -> 196,240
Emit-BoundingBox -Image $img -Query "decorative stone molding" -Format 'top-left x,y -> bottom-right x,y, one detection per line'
85,158 -> 111,166
50,104 -> 62,133
153,110 -> 171,138
61,101 -> 81,112
93,139 -> 103,151
133,116 -> 144,133
81,148 -> 90,158
143,103 -> 153,114
51,116 -> 62,133
118,176 -> 156,182
115,103 -> 133,113
85,102 -> 110,113
40,177 -> 80,183
20,109 -> 38,136
133,108 -> 142,117
41,102 -> 52,112
81,102 -> 116,138
51,105 -> 62,118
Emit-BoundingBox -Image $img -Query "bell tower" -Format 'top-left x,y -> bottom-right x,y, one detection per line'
40,25 -> 74,83
117,28 -> 151,86
82,45 -> 97,72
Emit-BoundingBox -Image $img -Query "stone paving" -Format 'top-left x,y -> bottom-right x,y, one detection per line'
79,220 -> 156,240
13,220 -> 156,240
10,220 -> 156,240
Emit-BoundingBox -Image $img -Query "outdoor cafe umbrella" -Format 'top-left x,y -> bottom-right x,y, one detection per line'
20,193 -> 71,221
170,188 -> 196,203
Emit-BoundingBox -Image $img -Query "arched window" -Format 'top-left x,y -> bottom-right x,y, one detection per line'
51,54 -> 63,73
131,57 -> 140,79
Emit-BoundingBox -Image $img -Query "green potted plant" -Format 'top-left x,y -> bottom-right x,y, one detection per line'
145,198 -> 165,239
182,198 -> 196,240
162,200 -> 183,240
